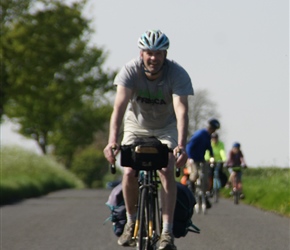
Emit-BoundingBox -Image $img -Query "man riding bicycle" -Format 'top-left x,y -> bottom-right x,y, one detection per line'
103,30 -> 194,250
185,119 -> 221,207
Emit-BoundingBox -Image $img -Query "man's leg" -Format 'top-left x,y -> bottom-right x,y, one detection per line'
118,167 -> 138,247
158,155 -> 177,250
122,167 -> 139,215
188,160 -> 198,193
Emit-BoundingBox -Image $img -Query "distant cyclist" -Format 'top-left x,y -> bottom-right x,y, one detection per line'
103,29 -> 193,250
205,132 -> 227,192
225,142 -> 247,198
185,118 -> 221,207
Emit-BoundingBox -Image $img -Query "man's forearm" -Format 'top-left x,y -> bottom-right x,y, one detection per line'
108,110 -> 123,144
177,113 -> 188,148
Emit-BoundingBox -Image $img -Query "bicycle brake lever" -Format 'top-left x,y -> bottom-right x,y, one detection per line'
176,168 -> 180,178
110,146 -> 117,174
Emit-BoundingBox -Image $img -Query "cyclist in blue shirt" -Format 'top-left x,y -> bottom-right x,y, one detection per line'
185,119 -> 220,206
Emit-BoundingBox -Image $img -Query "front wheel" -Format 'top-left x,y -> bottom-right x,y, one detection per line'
202,203 -> 207,215
213,188 -> 219,203
233,188 -> 239,205
194,195 -> 201,214
201,195 -> 207,215
138,188 -> 149,250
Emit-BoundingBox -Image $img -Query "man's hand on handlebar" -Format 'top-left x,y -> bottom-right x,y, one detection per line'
209,157 -> 215,167
174,146 -> 188,168
103,143 -> 119,165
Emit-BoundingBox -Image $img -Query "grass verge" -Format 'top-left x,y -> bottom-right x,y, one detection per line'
1,146 -> 85,205
221,167 -> 290,217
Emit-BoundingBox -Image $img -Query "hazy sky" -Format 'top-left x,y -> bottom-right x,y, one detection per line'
2,0 -> 289,167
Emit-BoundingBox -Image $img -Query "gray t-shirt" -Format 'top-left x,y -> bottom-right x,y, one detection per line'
114,57 -> 194,129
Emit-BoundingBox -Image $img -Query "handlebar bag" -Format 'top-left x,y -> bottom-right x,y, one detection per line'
120,136 -> 169,170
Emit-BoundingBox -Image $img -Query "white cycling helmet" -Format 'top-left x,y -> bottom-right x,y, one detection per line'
138,30 -> 170,51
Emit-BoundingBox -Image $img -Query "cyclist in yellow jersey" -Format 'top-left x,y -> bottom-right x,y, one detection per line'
205,133 -> 227,193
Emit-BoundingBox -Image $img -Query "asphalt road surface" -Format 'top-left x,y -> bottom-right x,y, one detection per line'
2,189 -> 289,250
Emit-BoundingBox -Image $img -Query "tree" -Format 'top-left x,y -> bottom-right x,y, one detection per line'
2,0 -> 116,156
50,102 -> 113,168
188,89 -> 220,135
70,146 -> 110,188
0,0 -> 36,121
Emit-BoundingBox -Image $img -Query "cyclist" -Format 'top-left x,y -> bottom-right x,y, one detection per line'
225,142 -> 247,199
185,119 -> 221,207
103,30 -> 193,250
205,132 -> 227,193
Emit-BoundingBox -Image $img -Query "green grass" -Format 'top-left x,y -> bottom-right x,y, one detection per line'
221,167 -> 290,217
1,146 -> 85,204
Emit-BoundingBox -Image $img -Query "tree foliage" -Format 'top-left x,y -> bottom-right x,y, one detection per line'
70,146 -> 109,188
51,102 -> 112,168
188,89 -> 220,135
2,0 -> 116,164
1,0 -> 36,119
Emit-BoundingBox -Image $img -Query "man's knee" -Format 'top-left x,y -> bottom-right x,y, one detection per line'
123,167 -> 138,180
189,172 -> 198,182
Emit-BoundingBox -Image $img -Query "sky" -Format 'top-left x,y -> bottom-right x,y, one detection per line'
2,0 -> 289,167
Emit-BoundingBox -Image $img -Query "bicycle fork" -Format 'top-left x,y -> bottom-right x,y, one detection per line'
133,172 -> 160,245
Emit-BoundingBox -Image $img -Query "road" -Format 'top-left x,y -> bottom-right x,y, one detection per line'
1,189 -> 289,250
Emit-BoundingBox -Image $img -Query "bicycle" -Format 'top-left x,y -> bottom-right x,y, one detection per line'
229,166 -> 244,205
110,138 -> 180,250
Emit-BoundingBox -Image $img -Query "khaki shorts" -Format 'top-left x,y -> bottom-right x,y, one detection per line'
186,160 -> 209,189
121,120 -> 178,149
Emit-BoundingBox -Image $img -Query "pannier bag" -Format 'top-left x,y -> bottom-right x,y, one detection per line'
105,181 -> 200,238
120,136 -> 170,170
173,182 -> 200,238
104,182 -> 127,237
